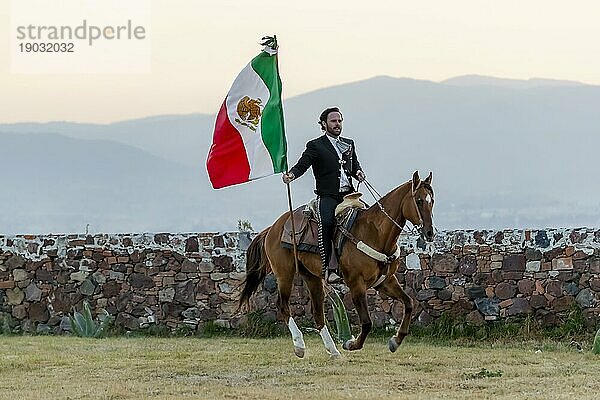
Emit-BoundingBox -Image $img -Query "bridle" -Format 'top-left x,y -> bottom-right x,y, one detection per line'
360,179 -> 433,237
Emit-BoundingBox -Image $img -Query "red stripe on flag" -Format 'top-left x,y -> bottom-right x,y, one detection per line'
206,101 -> 251,189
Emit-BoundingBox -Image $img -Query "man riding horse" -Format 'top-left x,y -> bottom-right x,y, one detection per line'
282,107 -> 366,283
241,170 -> 435,357
241,107 -> 435,358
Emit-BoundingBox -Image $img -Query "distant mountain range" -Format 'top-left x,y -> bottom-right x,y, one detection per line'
441,75 -> 586,88
1,75 -> 599,233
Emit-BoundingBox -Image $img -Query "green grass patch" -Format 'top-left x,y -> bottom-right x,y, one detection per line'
465,368 -> 504,379
198,311 -> 285,338
408,305 -> 591,345
237,311 -> 285,338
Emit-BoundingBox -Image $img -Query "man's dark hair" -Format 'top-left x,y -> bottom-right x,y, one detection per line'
318,107 -> 343,130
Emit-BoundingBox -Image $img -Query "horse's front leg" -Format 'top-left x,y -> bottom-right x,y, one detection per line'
378,275 -> 413,352
343,278 -> 371,351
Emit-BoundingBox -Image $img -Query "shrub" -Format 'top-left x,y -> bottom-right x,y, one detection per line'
237,219 -> 254,232
0,313 -> 15,335
199,320 -> 230,337
238,311 -> 284,337
593,328 -> 600,355
69,301 -> 114,338
328,289 -> 352,343
547,304 -> 587,340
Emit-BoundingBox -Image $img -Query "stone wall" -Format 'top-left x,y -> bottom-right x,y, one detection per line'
395,228 -> 600,328
0,229 -> 599,334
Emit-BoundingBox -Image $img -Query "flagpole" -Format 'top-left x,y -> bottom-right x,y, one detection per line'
285,177 -> 300,273
272,33 -> 299,274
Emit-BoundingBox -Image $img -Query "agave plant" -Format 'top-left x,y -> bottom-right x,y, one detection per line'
328,289 -> 352,344
69,301 -> 114,338
593,328 -> 600,355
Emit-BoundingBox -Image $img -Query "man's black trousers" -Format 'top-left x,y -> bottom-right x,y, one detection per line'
317,193 -> 347,274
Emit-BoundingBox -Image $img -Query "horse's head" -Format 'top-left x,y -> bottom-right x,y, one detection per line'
403,171 -> 435,242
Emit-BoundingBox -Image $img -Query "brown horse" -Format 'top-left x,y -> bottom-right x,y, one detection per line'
240,171 -> 435,358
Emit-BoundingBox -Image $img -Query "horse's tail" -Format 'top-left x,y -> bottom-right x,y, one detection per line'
238,228 -> 270,310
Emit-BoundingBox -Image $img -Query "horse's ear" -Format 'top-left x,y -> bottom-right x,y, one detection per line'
412,171 -> 420,193
424,171 -> 432,185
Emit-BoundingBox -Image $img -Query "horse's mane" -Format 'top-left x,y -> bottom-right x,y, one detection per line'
363,180 -> 411,213
363,179 -> 433,214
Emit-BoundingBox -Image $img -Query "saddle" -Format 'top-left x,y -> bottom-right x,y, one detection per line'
280,193 -> 367,259
280,206 -> 318,253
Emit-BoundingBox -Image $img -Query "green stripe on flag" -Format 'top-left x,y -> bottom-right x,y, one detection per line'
251,51 -> 288,173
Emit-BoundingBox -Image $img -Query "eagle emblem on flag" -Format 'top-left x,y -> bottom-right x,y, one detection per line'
235,96 -> 263,131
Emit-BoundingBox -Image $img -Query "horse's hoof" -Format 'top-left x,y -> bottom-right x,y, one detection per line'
388,337 -> 399,353
343,340 -> 354,351
294,346 -> 305,358
329,352 -> 341,360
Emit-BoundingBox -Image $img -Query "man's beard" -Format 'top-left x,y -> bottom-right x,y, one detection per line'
326,126 -> 341,136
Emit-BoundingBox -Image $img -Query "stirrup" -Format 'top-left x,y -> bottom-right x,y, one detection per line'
326,271 -> 343,284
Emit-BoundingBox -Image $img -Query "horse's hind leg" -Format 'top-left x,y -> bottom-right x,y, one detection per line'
267,241 -> 306,359
299,266 -> 341,358
378,275 -> 413,352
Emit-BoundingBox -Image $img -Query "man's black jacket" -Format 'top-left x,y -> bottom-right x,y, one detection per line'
289,135 -> 362,197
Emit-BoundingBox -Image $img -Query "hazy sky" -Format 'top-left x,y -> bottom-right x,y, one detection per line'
1,0 -> 599,123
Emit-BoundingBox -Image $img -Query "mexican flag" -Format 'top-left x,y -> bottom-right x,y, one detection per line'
206,36 -> 288,189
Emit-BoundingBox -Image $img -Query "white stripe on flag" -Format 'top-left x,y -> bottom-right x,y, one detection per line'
225,63 -> 273,180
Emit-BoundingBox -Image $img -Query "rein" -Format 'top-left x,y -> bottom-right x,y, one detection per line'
360,179 -> 422,236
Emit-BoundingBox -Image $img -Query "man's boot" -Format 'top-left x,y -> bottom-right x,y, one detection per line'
327,271 -> 342,284
326,248 -> 342,283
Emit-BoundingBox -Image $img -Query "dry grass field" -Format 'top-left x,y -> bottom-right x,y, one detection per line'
0,335 -> 599,400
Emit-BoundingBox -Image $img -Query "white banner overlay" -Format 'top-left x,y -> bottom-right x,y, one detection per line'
10,0 -> 151,74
